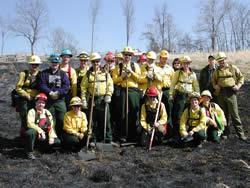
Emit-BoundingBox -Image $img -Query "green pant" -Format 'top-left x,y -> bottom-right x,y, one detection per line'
162,88 -> 173,135
207,126 -> 220,143
140,125 -> 166,147
23,128 -> 61,152
120,88 -> 140,141
62,132 -> 86,150
19,98 -> 35,128
87,97 -> 112,143
217,92 -> 245,137
46,101 -> 67,139
181,129 -> 206,147
172,92 -> 189,137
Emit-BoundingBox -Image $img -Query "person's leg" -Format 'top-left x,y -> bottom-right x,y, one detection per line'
54,102 -> 67,139
23,128 -> 38,153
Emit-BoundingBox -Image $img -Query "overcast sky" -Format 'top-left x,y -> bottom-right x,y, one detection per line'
0,0 -> 249,55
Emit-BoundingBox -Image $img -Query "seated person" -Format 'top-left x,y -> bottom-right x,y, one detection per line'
63,97 -> 88,151
201,90 -> 227,143
139,87 -> 167,147
179,92 -> 206,147
23,93 -> 61,159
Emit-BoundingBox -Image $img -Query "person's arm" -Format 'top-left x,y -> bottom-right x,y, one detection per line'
63,112 -> 79,136
16,72 -> 29,97
71,68 -> 77,97
179,109 -> 189,137
27,109 -> 44,134
140,104 -> 150,131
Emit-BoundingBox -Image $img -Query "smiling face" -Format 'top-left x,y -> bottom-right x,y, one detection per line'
72,105 -> 81,114
218,59 -> 225,68
80,59 -> 88,69
190,97 -> 200,109
160,57 -> 168,66
50,62 -> 60,71
61,55 -> 71,65
91,59 -> 101,71
182,61 -> 190,71
202,95 -> 210,106
36,100 -> 46,111
30,64 -> 40,72
147,95 -> 157,105
123,53 -> 132,62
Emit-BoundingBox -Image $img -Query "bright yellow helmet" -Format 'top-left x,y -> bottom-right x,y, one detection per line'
147,51 -> 157,60
160,50 -> 169,58
216,52 -> 227,61
115,52 -> 123,59
201,90 -> 213,99
89,52 -> 101,61
188,92 -> 201,101
70,97 -> 83,106
122,46 -> 134,56
28,55 -> 42,64
180,56 -> 192,63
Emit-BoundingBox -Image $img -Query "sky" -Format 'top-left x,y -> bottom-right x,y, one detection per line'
0,0 -> 248,55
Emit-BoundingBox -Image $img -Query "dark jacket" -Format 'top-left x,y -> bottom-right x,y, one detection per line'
199,64 -> 218,93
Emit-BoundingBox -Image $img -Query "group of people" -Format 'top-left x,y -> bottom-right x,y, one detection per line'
15,47 -> 247,159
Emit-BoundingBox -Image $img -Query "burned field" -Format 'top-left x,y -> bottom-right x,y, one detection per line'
0,63 -> 249,188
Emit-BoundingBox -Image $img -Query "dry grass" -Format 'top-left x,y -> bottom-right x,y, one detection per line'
168,50 -> 250,80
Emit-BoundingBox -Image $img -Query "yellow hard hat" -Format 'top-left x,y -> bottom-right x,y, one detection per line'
216,52 -> 227,61
180,56 -> 192,63
115,52 -> 123,59
188,92 -> 201,101
201,90 -> 213,99
28,55 -> 41,64
77,51 -> 89,60
160,50 -> 169,58
70,97 -> 83,106
89,52 -> 101,61
122,46 -> 134,56
147,51 -> 157,60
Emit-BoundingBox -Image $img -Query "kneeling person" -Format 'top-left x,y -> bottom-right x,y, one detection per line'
180,92 -> 206,147
63,97 -> 88,151
23,93 -> 61,159
139,87 -> 167,147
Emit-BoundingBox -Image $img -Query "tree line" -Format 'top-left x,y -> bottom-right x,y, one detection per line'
0,0 -> 249,56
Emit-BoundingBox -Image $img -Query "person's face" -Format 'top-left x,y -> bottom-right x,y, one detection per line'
173,60 -> 181,69
147,58 -> 154,65
182,61 -> 190,70
115,58 -> 123,65
80,59 -> 88,69
30,64 -> 39,72
139,60 -> 147,65
208,57 -> 215,66
202,96 -> 210,105
62,55 -> 71,64
123,53 -> 132,62
50,62 -> 59,71
218,60 -> 225,68
190,97 -> 199,108
106,60 -> 115,68
36,100 -> 45,111
160,57 -> 168,64
148,95 -> 157,105
91,59 -> 101,70
72,105 -> 81,114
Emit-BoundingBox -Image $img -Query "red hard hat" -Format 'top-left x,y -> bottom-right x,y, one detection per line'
139,54 -> 147,61
146,87 -> 159,96
35,93 -> 47,101
104,52 -> 115,61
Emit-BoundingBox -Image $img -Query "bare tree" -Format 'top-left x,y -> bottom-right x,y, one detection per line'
90,0 -> 101,52
121,0 -> 135,46
48,27 -> 80,56
9,0 -> 48,55
0,16 -> 10,55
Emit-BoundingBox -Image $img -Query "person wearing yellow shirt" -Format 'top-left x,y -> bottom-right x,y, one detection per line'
60,49 -> 77,107
179,92 -> 206,147
115,52 -> 123,65
112,46 -> 141,142
156,50 -> 175,137
212,52 -> 246,141
139,87 -> 167,147
80,52 -> 114,144
23,93 -> 60,159
201,90 -> 227,143
16,55 -> 42,132
75,52 -> 89,98
63,97 -> 88,151
169,56 -> 200,139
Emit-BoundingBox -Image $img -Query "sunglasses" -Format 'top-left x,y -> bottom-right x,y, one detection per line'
124,54 -> 131,56
72,105 -> 81,108
92,60 -> 100,63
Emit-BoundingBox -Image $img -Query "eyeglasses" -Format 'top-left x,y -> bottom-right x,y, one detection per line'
124,54 -> 131,56
92,60 -> 100,63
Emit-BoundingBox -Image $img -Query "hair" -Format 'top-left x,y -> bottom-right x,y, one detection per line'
172,58 -> 180,71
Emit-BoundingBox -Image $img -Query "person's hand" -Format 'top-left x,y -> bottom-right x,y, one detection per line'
122,72 -> 129,80
155,74 -> 162,82
126,68 -> 132,73
26,95 -> 32,101
214,84 -> 221,90
79,133 -> 84,140
49,138 -> 54,145
148,129 -> 152,135
82,100 -> 88,109
39,132 -> 46,140
232,85 -> 240,91
146,73 -> 154,81
49,91 -> 56,100
209,119 -> 217,127
53,91 -> 60,99
104,95 -> 111,103
154,122 -> 160,128
168,95 -> 174,101
188,131 -> 194,136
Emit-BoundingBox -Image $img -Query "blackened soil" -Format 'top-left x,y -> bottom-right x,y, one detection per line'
0,64 -> 249,188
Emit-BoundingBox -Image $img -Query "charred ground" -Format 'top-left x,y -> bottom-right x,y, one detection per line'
0,63 -> 249,188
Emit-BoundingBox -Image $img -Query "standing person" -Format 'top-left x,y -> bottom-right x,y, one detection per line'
15,55 -> 41,133
139,87 -> 167,147
80,52 -> 114,144
169,56 -> 200,139
199,55 -> 218,101
112,46 -> 141,142
60,49 -> 77,106
137,54 -> 147,66
23,93 -> 61,159
63,97 -> 88,151
212,52 -> 247,141
156,50 -> 175,137
115,52 -> 123,65
172,58 -> 181,71
75,51 -> 89,97
179,92 -> 206,147
200,90 -> 227,143
40,53 -> 70,139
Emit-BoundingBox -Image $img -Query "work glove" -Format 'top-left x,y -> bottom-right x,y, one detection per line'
168,95 -> 174,101
77,133 -> 84,140
155,74 -> 162,82
146,73 -> 154,81
148,129 -> 152,135
126,68 -> 132,73
38,132 -> 46,140
104,95 -> 111,103
49,91 -> 59,100
82,100 -> 88,109
122,72 -> 129,80
154,122 -> 160,128
49,138 -> 54,145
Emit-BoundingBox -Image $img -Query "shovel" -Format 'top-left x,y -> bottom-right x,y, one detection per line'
78,149 -> 97,161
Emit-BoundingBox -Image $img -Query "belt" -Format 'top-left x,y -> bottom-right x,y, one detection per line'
162,87 -> 170,91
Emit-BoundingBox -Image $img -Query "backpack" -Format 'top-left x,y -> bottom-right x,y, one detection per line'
35,109 -> 51,133
11,70 -> 29,112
